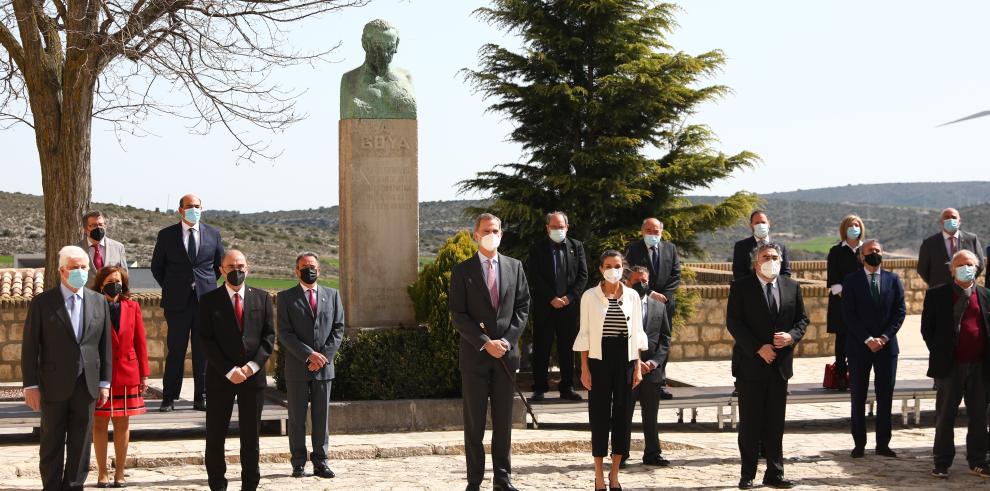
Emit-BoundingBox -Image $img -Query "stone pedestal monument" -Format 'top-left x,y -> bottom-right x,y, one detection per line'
339,19 -> 418,328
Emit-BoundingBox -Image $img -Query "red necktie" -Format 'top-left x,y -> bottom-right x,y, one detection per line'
308,289 -> 317,315
92,245 -> 104,270
950,236 -> 957,256
234,293 -> 243,331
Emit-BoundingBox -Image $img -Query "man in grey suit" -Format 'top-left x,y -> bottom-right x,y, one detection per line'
78,211 -> 128,289
277,252 -> 345,480
448,213 -> 531,491
22,245 -> 112,491
918,207 -> 984,288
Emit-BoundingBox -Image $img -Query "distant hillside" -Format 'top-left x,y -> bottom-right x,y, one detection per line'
762,182 -> 990,209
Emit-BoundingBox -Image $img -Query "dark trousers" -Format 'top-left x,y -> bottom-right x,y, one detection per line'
163,290 -> 207,400
833,331 -> 848,377
532,305 -> 579,393
660,302 -> 675,386
588,337 -> 634,457
933,362 -> 988,469
626,380 -> 663,460
737,376 -> 787,482
848,347 -> 897,449
460,353 -> 517,486
39,375 -> 95,491
205,375 -> 264,491
286,379 -> 331,468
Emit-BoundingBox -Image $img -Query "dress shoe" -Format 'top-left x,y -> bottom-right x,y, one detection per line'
643,455 -> 671,467
291,465 -> 305,478
493,482 -> 518,491
560,389 -> 583,401
193,397 -> 207,411
931,466 -> 949,478
530,391 -> 545,402
313,465 -> 335,478
737,478 -> 755,489
658,387 -> 674,400
850,447 -> 864,458
875,447 -> 897,458
159,399 -> 174,412
763,477 -> 795,489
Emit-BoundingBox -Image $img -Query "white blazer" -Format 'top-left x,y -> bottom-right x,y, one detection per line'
573,283 -> 648,361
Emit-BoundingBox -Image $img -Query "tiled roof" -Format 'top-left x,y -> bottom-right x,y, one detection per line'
0,268 -> 44,298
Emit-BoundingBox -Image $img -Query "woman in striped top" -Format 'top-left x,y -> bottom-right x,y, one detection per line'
574,250 -> 648,491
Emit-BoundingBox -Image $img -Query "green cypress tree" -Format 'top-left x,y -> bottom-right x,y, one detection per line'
461,1 -> 760,259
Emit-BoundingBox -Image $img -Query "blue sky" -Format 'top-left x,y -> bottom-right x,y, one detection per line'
2,0 -> 989,212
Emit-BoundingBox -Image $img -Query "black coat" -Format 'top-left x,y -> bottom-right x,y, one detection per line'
732,236 -> 792,282
199,285 -> 275,388
841,269 -> 906,355
726,275 -> 808,381
525,237 -> 588,317
624,239 -> 681,304
921,282 -> 990,379
826,242 -> 861,334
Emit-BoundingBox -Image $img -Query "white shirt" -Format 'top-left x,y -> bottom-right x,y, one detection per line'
223,284 -> 260,381
574,283 -> 648,361
829,241 -> 862,296
757,275 -> 780,311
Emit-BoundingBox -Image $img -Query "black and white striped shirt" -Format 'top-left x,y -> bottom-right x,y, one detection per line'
602,298 -> 628,337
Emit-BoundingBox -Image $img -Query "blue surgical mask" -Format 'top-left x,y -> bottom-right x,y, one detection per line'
549,229 -> 567,243
67,269 -> 88,289
847,226 -> 861,240
753,223 -> 770,239
644,235 -> 661,248
956,265 -> 977,283
943,218 -> 959,234
184,207 -> 202,224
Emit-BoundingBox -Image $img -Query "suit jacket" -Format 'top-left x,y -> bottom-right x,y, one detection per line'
921,282 -> 990,378
917,231 -> 984,288
77,238 -> 128,289
726,275 -> 808,381
199,285 -> 275,388
21,286 -> 112,402
640,296 -> 671,384
624,239 -> 681,304
448,253 -> 531,369
276,285 -> 345,382
108,299 -> 151,387
151,222 -> 225,311
732,236 -> 792,282
840,269 -> 906,357
526,237 -> 588,315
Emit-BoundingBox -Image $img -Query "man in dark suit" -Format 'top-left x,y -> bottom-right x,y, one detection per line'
917,207 -> 984,288
921,249 -> 990,479
622,266 -> 672,468
78,210 -> 128,289
448,213 -> 531,491
199,250 -> 275,491
732,210 -> 792,281
22,245 -> 112,491
726,242 -> 808,490
277,252 -> 345,479
526,211 -> 588,402
624,217 -> 680,399
151,193 -> 225,412
840,240 -> 906,458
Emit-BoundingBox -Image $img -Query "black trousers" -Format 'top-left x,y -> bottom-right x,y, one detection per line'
849,348 -> 897,449
532,305 -> 579,393
163,290 -> 207,400
626,380 -> 663,460
39,375 -> 95,491
933,362 -> 988,469
460,353 -> 516,486
737,376 -> 787,482
588,337 -> 634,457
205,375 -> 265,491
833,331 -> 848,378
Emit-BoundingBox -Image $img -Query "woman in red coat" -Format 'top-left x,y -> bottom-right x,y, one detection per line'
92,266 -> 149,487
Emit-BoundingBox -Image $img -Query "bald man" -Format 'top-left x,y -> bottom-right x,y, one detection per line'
918,208 -> 984,289
151,194 -> 225,412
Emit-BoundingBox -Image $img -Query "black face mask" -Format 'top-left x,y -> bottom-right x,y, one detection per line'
632,281 -> 650,298
299,267 -> 318,284
89,227 -> 106,241
864,253 -> 883,267
226,269 -> 246,286
102,282 -> 123,298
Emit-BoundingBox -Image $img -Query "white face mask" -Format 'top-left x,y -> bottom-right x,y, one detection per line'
753,223 -> 770,239
759,259 -> 781,279
602,268 -> 623,284
549,229 -> 567,243
479,232 -> 501,251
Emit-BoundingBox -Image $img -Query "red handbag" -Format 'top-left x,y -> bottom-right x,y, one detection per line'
823,362 -> 849,389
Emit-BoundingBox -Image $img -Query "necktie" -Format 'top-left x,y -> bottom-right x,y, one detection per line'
92,244 -> 103,270
69,294 -> 82,342
233,292 -> 243,331
870,273 -> 880,304
308,289 -> 317,315
766,282 -> 778,319
650,246 -> 660,274
487,259 -> 499,311
950,236 -> 957,257
187,228 -> 197,262
554,245 -> 568,296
